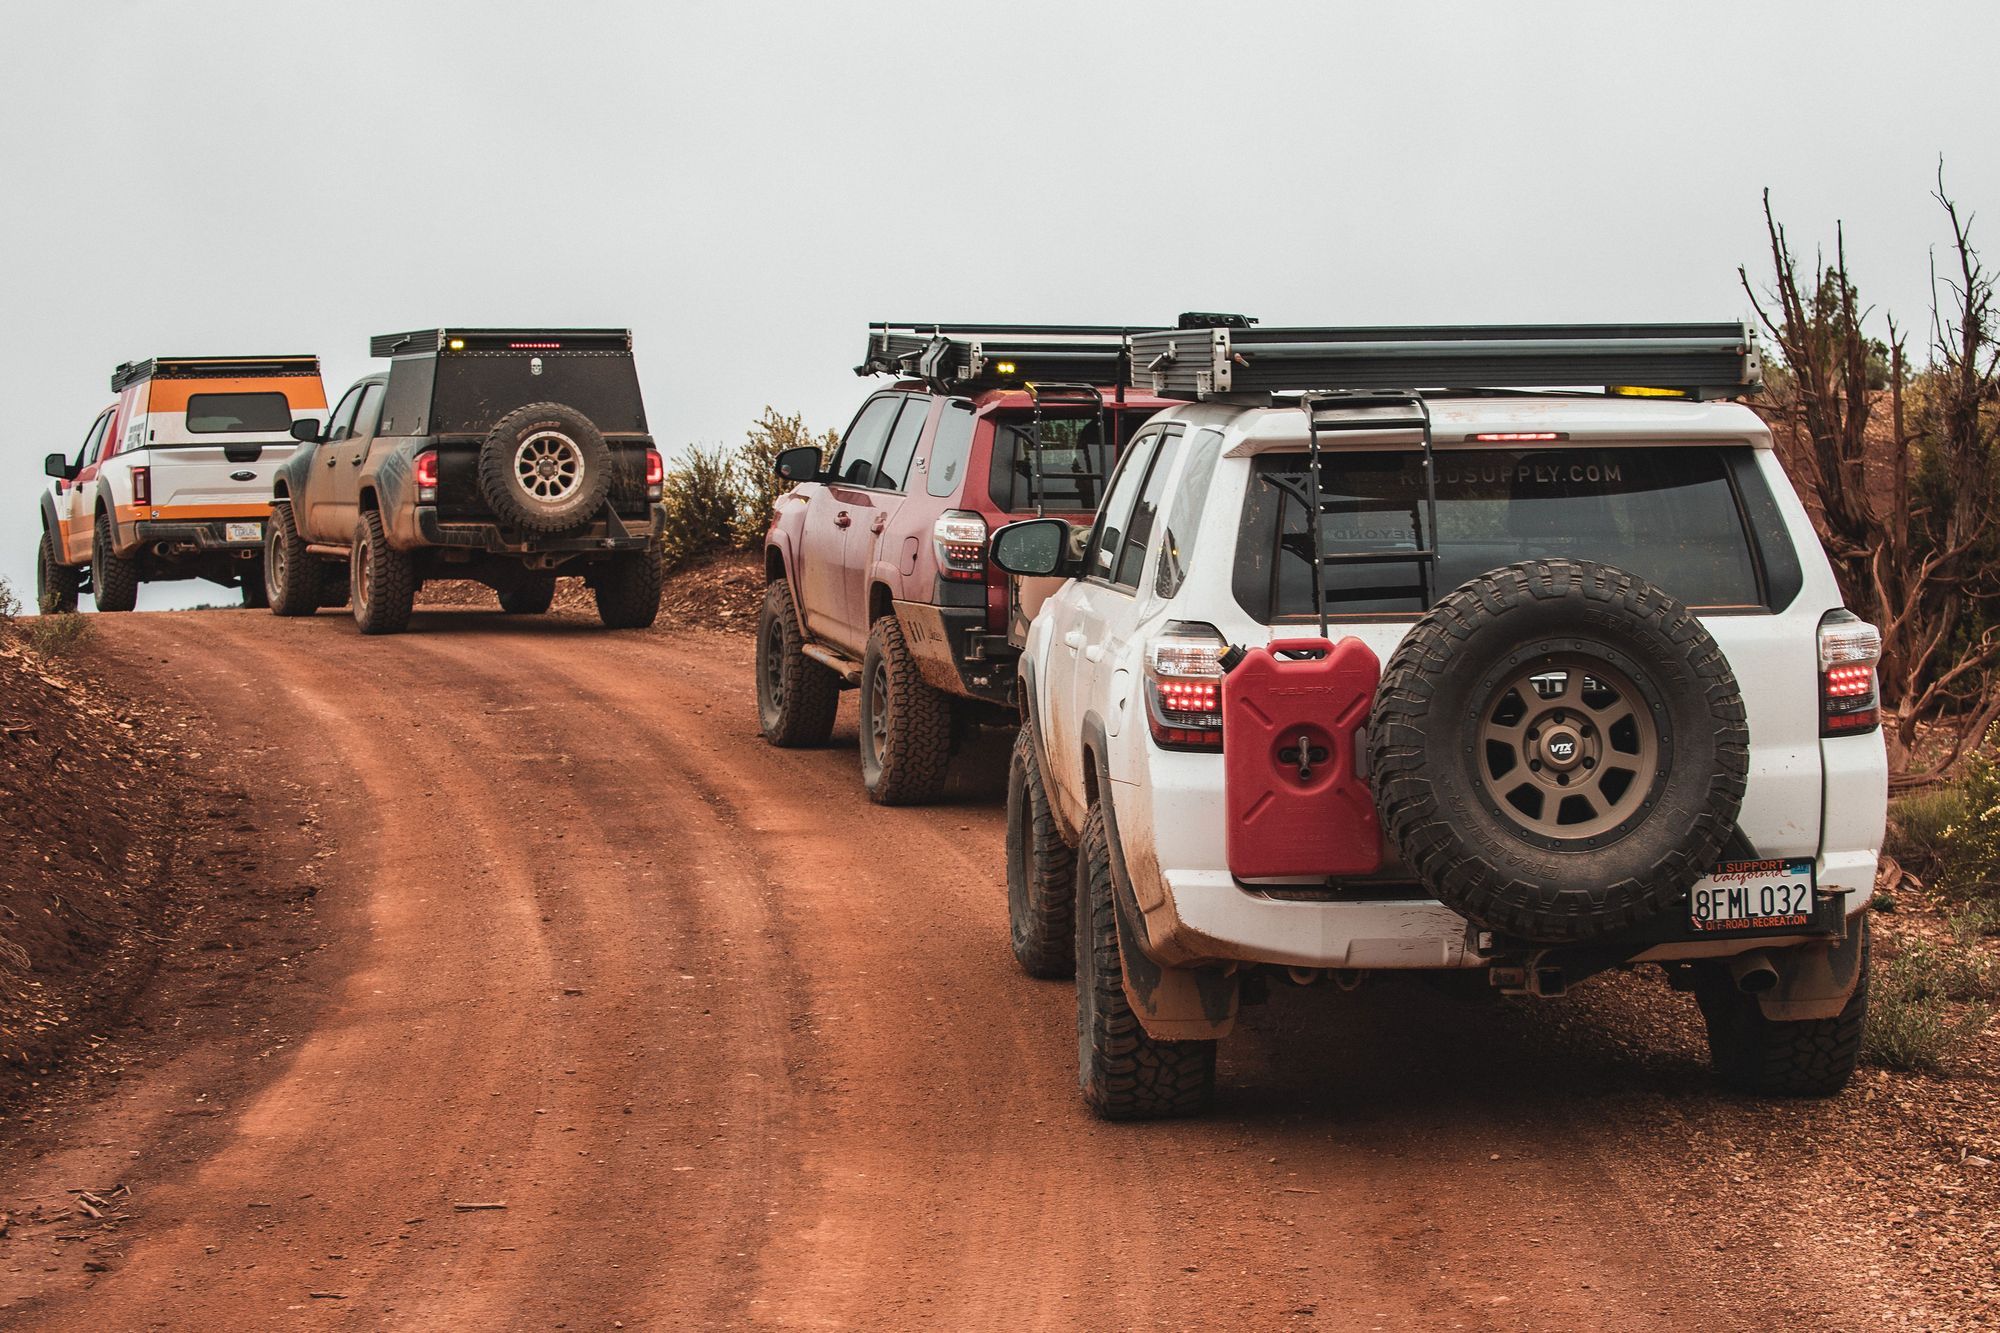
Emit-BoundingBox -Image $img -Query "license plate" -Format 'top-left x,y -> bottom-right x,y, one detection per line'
225,521 -> 264,543
1689,858 -> 1817,931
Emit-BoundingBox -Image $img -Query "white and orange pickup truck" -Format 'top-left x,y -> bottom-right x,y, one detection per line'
38,355 -> 327,612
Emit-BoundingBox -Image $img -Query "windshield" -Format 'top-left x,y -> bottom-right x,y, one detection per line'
1234,445 -> 1777,619
185,392 -> 294,433
986,407 -> 1157,513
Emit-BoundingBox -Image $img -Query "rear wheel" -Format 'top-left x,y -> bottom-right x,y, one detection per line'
265,504 -> 319,616
351,510 -> 416,635
755,581 -> 839,747
859,614 -> 953,805
593,546 -> 663,629
37,528 -> 79,615
91,510 -> 138,612
1075,805 -> 1215,1120
499,575 -> 557,615
1007,726 -> 1075,978
1696,925 -> 1870,1097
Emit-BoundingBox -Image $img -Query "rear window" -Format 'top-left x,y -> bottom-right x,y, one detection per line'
186,392 -> 293,433
985,407 -> 1156,513
1234,446 -> 1778,620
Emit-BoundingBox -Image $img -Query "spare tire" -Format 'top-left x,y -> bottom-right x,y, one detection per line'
1367,559 -> 1748,945
478,402 -> 613,534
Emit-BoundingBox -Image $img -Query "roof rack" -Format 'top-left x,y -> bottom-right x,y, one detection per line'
369,329 -> 632,358
857,322 -> 1168,393
111,355 -> 319,393
1131,321 -> 1762,401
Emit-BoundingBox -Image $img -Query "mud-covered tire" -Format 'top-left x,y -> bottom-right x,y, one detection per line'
1696,924 -> 1869,1097
755,581 -> 839,747
265,504 -> 320,616
91,510 -> 138,612
859,614 -> 953,805
593,545 -> 663,629
37,528 -> 80,615
499,576 -> 557,615
1007,726 -> 1075,978
351,510 -> 416,635
1368,559 -> 1748,945
478,402 -> 613,535
240,565 -> 269,609
1075,805 -> 1215,1120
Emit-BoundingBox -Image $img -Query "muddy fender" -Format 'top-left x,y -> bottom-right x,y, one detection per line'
1757,913 -> 1867,1022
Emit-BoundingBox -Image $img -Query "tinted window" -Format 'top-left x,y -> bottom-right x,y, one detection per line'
986,406 -> 1155,513
926,400 -> 977,498
876,397 -> 931,492
186,392 -> 292,433
1234,446 -> 1768,620
1156,428 -> 1224,598
80,413 -> 112,466
353,383 -> 387,439
831,396 -> 902,488
1113,428 -> 1184,587
1084,430 -> 1159,582
323,386 -> 365,444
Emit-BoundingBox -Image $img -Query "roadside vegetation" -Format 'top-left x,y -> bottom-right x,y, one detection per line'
657,407 -> 838,570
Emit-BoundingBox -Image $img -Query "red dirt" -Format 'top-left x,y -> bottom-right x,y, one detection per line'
0,608 -> 1993,1328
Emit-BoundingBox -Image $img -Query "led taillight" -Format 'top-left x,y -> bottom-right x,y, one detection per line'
934,510 -> 987,580
644,448 -> 664,491
1818,611 -> 1881,736
131,466 -> 151,506
414,450 -> 439,503
1145,624 -> 1227,750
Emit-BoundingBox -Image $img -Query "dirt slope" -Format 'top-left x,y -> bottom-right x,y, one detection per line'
0,609 -> 1988,1329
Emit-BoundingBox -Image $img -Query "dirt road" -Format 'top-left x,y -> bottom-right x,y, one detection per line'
0,611 -> 1899,1329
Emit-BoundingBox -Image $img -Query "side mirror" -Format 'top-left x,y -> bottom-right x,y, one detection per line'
990,518 -> 1078,578
289,418 -> 323,444
44,452 -> 76,481
773,445 -> 822,483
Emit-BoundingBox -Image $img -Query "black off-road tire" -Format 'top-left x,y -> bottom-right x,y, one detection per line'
240,565 -> 270,609
351,510 -> 416,635
91,510 -> 138,612
755,581 -> 839,748
1007,726 -> 1076,978
478,402 -> 613,535
499,575 -> 557,615
1368,559 -> 1748,945
593,546 -> 663,629
37,528 -> 80,615
1075,805 -> 1215,1120
265,504 -> 320,616
859,614 -> 953,806
1696,925 -> 1870,1097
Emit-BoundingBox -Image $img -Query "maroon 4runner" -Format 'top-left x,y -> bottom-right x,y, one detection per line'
756,322 -> 1171,804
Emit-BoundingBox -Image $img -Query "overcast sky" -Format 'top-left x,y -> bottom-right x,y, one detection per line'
5,0 -> 1997,610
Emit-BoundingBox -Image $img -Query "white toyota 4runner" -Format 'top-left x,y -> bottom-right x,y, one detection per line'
990,322 -> 1886,1120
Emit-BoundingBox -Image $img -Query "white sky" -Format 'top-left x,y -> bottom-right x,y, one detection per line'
5,0 -> 1997,609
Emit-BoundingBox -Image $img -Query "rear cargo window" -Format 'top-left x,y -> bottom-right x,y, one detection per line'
926,400 -> 977,498
186,392 -> 293,433
1234,446 -> 1773,620
986,407 -> 1156,513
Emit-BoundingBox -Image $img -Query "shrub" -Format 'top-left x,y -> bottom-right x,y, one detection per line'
1928,740 -> 2000,902
657,444 -> 744,572
24,613 -> 92,659
1887,784 -> 1970,882
0,575 -> 17,632
1947,898 -> 2000,945
1864,937 -> 1996,1073
732,408 -> 839,548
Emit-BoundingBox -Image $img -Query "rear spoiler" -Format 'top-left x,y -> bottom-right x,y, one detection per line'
111,356 -> 319,393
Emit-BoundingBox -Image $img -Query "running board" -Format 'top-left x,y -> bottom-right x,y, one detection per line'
802,642 -> 862,684
305,543 -> 351,558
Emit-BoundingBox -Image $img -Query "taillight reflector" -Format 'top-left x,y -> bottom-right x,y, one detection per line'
934,510 -> 987,580
1818,611 -> 1881,736
131,466 -> 151,506
1145,624 -> 1227,750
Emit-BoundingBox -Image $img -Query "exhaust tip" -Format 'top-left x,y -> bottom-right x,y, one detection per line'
1730,951 -> 1781,995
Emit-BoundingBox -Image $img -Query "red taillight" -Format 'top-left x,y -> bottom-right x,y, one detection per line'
508,341 -> 562,350
131,466 -> 151,506
1145,624 -> 1227,750
1819,612 -> 1881,736
645,448 -> 664,499
1470,431 -> 1565,442
414,450 -> 439,503
934,510 -> 987,580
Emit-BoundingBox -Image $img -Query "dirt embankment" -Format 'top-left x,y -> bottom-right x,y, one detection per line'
417,550 -> 767,635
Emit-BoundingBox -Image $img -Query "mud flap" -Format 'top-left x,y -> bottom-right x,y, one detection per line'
1756,912 -> 1867,1022
1101,786 -> 1238,1040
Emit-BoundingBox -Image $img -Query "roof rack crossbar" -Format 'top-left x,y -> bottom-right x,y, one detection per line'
858,322 -> 1165,393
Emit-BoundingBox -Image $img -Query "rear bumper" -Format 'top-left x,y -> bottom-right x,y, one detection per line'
410,505 -> 665,555
891,599 -> 1017,708
131,518 -> 265,554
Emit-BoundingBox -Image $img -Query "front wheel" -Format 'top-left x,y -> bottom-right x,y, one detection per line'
1007,726 -> 1075,978
351,510 -> 417,635
593,546 -> 663,629
1075,804 -> 1215,1120
755,581 -> 839,747
265,504 -> 319,616
92,510 -> 138,612
859,615 -> 953,806
37,528 -> 80,615
1695,924 -> 1869,1097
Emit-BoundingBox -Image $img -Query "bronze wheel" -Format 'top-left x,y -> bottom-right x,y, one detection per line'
1475,653 -> 1662,844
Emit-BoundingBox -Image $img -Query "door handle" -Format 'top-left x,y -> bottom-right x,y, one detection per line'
870,513 -> 888,534
1084,645 -> 1105,663
834,511 -> 852,528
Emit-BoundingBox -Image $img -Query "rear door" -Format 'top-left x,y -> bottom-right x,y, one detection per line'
838,394 -> 932,633
144,385 -> 305,541
306,385 -> 365,540
798,393 -> 901,652
329,380 -> 387,538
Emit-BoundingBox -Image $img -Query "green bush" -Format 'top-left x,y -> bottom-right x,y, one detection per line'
655,407 -> 842,571
0,575 -> 18,631
732,408 -> 839,549
1864,937 -> 1995,1073
1887,784 -> 1970,879
24,612 -> 92,659
1947,898 -> 2000,944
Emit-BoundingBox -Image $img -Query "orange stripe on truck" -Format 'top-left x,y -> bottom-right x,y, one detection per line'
142,375 -> 327,413
117,503 -> 272,523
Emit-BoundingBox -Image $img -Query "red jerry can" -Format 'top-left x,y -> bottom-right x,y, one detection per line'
1222,636 -> 1384,879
